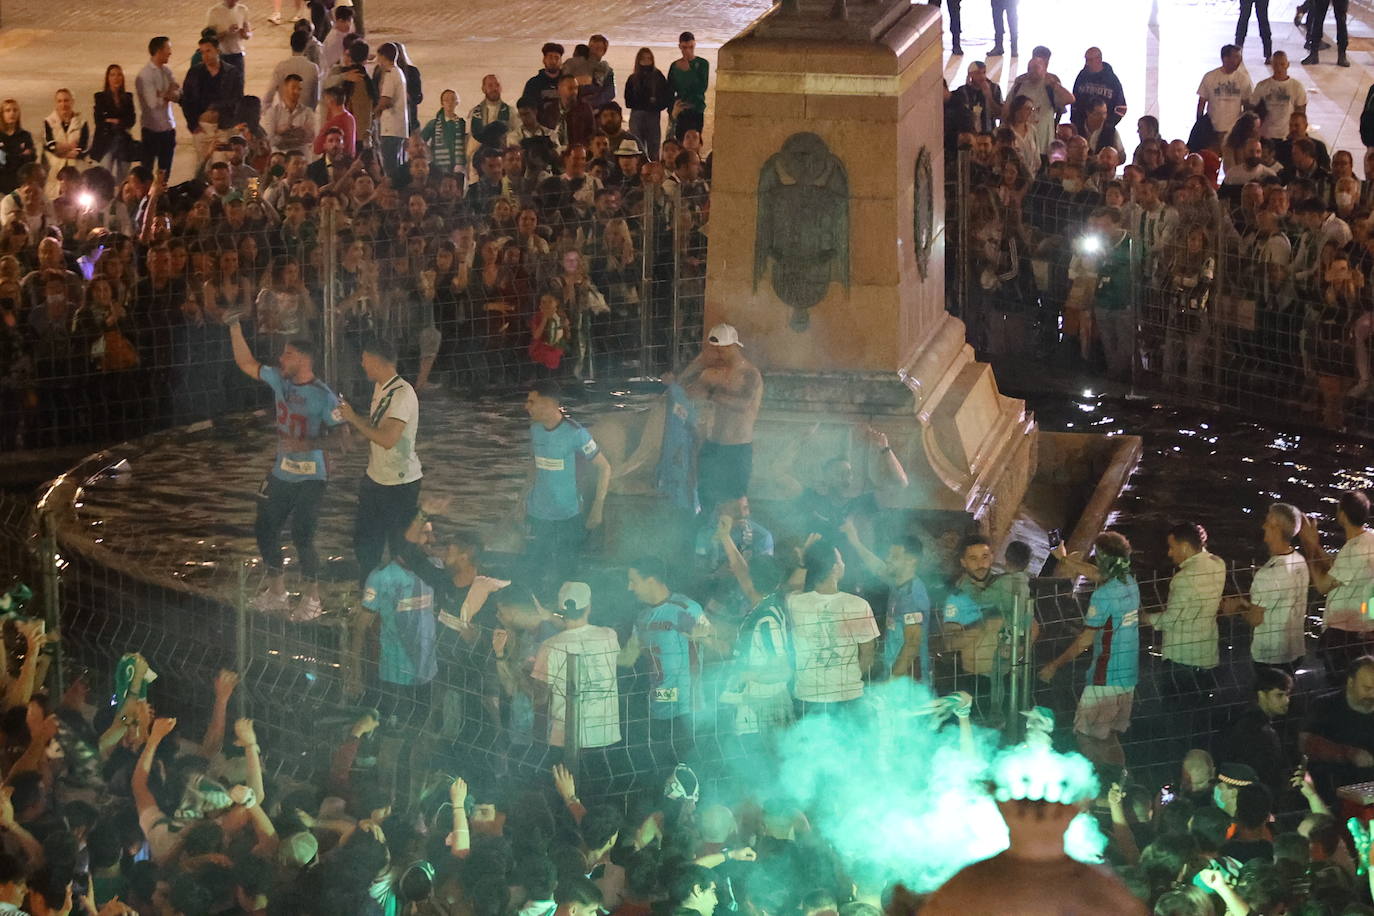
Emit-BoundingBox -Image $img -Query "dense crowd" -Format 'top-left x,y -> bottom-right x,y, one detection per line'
0,4 -> 710,450
946,40 -> 1374,429
9,1 -> 1374,914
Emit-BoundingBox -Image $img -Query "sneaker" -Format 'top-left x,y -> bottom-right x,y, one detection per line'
988,45 -> 1005,57
1302,52 -> 1320,65
1338,53 -> 1351,67
1264,55 -> 1272,65
951,44 -> 964,56
267,11 -> 282,23
251,588 -> 290,613
290,594 -> 324,622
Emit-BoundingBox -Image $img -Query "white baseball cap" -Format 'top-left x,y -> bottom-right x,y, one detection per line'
707,323 -> 742,348
557,581 -> 592,614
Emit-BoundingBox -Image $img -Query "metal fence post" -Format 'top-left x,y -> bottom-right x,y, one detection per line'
321,206 -> 339,388
235,561 -> 249,722
669,197 -> 683,371
38,510 -> 63,696
956,149 -> 970,318
639,190 -> 657,376
564,652 -> 581,774
1129,236 -> 1141,397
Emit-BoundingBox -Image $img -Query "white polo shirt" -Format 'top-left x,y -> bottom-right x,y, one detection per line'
1325,529 -> 1374,632
1154,549 -> 1226,669
207,0 -> 251,55
365,375 -> 422,485
378,67 -> 409,139
1250,550 -> 1310,665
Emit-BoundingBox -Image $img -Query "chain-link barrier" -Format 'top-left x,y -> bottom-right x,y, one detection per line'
3,145 -> 708,452
4,473 -> 1350,810
949,147 -> 1374,434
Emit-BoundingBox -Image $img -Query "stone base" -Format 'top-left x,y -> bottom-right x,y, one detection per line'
591,313 -> 1036,546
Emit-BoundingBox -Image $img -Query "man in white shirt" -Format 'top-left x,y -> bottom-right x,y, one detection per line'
786,540 -> 879,712
263,29 -> 321,111
375,43 -> 409,176
1223,138 -> 1280,184
265,74 -> 313,155
320,5 -> 355,75
135,36 -> 181,175
207,0 -> 253,73
1301,490 -> 1374,677
337,338 -> 423,588
1249,52 -> 1306,140
1223,503 -> 1311,671
1197,44 -> 1253,146
1146,522 -> 1226,749
533,581 -> 622,750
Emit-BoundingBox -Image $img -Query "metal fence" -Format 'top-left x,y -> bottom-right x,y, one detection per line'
948,147 -> 1374,434
0,479 -> 1343,809
2,156 -> 707,452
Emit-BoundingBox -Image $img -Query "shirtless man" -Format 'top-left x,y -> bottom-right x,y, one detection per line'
678,324 -> 764,513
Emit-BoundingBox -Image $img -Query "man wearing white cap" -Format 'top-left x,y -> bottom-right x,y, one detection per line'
532,581 -> 622,752
678,323 -> 764,514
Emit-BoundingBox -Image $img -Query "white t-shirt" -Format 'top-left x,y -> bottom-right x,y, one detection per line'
1325,529 -> 1374,632
785,590 -> 879,703
207,1 -> 250,55
365,375 -> 422,485
1249,76 -> 1307,139
1250,550 -> 1310,664
533,624 -> 621,748
378,67 -> 409,138
1198,66 -> 1254,134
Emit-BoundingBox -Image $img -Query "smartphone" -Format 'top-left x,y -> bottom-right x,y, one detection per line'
1158,784 -> 1177,806
1047,528 -> 1062,550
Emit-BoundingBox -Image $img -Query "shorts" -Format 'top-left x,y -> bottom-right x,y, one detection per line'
697,441 -> 753,508
1073,685 -> 1134,740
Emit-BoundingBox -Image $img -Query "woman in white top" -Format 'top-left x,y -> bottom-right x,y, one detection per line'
1007,96 -> 1042,180
784,540 -> 879,711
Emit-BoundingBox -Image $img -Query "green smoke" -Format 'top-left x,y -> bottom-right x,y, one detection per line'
760,679 -> 1107,893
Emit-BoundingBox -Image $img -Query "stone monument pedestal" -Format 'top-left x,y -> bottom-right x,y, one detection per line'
592,0 -> 1036,545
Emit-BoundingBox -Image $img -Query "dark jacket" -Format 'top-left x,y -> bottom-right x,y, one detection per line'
521,70 -> 561,111
1071,62 -> 1127,130
91,90 -> 136,162
0,129 -> 37,194
181,60 -> 245,129
625,68 -> 671,113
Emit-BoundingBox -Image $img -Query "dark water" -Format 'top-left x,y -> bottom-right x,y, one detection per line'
1020,389 -> 1374,577
70,384 -> 659,609
67,376 -> 1374,606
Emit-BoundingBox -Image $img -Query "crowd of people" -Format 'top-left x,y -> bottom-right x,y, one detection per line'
9,0 -> 1374,914
0,2 -> 712,450
947,40 -> 1374,429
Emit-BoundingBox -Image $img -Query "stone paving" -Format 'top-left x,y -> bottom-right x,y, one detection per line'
0,0 -> 1372,180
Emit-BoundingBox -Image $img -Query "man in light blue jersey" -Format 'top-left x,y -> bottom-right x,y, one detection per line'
620,555 -> 711,764
840,522 -> 932,685
229,319 -> 346,621
1039,531 -> 1141,766
362,552 -> 437,729
521,380 -> 612,598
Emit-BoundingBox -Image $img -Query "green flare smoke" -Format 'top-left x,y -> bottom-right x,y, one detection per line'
759,679 -> 1107,893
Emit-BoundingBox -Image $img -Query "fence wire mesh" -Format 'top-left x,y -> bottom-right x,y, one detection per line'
949,146 -> 1374,434
3,142 -> 707,452
3,477 -> 1352,813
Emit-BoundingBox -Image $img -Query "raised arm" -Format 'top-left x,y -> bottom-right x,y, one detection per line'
716,515 -> 762,606
449,777 -> 471,857
132,717 -> 176,823
233,717 -> 266,802
199,669 -> 239,759
839,518 -> 886,579
228,318 -> 262,379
